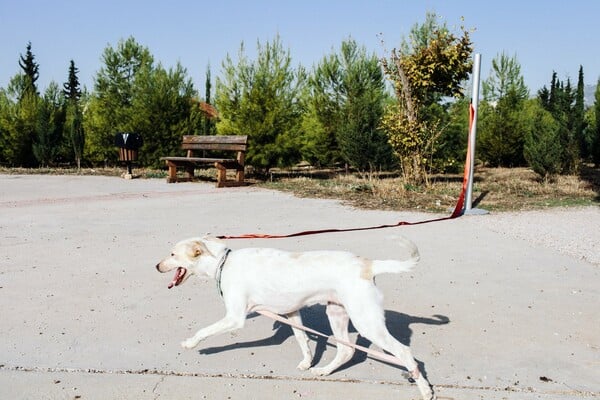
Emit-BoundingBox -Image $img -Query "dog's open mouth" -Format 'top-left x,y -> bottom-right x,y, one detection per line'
168,267 -> 187,289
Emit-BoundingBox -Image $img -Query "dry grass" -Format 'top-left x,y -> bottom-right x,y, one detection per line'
261,166 -> 600,212
0,166 -> 169,179
2,165 -> 598,212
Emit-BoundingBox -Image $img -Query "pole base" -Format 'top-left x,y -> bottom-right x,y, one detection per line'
463,207 -> 489,216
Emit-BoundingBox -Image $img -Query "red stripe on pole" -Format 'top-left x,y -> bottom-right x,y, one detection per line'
448,103 -> 474,219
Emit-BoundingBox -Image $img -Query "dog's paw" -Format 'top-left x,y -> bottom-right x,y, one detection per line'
296,359 -> 312,371
181,338 -> 199,349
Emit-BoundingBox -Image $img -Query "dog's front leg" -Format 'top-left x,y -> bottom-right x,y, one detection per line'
182,314 -> 245,349
287,311 -> 313,370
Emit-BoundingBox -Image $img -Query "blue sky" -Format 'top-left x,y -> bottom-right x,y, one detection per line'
1,0 -> 598,96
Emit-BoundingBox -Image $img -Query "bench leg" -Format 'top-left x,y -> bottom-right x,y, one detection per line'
215,162 -> 246,188
166,162 -> 178,183
215,163 -> 227,188
235,168 -> 245,183
236,152 -> 246,184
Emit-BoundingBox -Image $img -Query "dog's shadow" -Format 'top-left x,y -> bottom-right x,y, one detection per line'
199,304 -> 449,377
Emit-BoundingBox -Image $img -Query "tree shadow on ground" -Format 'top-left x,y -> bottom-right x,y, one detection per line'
199,304 -> 449,379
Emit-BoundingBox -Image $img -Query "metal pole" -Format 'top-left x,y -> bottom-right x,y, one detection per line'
465,53 -> 481,211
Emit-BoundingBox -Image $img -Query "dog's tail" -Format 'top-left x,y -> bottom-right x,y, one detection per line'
372,236 -> 420,276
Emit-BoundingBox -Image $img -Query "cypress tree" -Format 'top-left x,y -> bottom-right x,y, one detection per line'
573,66 -> 587,158
537,72 -> 579,173
593,80 -> 600,166
548,72 -> 557,111
561,79 -> 579,173
203,64 -> 215,135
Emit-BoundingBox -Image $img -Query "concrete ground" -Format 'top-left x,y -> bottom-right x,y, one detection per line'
1,174 -> 598,400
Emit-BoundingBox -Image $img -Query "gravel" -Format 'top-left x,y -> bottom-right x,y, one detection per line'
469,206 -> 600,266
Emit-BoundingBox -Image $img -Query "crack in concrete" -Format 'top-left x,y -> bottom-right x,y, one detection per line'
0,364 -> 597,398
151,375 -> 165,400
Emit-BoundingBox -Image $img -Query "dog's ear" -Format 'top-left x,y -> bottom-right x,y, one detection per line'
191,240 -> 214,258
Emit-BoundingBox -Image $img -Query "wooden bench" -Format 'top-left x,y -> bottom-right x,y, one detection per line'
160,135 -> 248,187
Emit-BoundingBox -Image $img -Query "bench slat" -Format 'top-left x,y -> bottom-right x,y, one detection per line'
162,157 -> 243,171
182,143 -> 247,151
182,135 -> 247,143
160,156 -> 235,163
181,135 -> 248,152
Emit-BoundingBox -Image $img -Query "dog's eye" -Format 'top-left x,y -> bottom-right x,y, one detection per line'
170,253 -> 175,257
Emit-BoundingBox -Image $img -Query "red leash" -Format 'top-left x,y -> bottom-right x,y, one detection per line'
217,149 -> 470,240
216,214 -> 459,240
217,176 -> 466,239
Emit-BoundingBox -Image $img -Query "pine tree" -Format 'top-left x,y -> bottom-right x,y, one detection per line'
19,42 -> 40,97
306,39 -> 393,171
85,37 -> 197,168
216,35 -> 306,171
523,99 -> 563,181
8,42 -> 43,166
128,63 -> 197,167
63,60 -> 82,101
63,60 -> 84,168
33,83 -> 65,166
482,52 -> 528,102
88,37 -> 154,163
479,53 -> 529,167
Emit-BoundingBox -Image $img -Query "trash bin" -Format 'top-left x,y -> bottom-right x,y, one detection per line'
114,132 -> 143,177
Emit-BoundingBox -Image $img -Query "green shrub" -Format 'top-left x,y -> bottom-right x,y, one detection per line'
523,101 -> 563,180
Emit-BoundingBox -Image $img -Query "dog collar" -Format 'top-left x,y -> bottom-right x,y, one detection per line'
215,248 -> 231,297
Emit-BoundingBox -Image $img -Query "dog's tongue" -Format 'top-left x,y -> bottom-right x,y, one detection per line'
168,267 -> 185,289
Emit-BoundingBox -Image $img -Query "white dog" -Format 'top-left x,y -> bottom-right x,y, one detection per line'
156,236 -> 435,400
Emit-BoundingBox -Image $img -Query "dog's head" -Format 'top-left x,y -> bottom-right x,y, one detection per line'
155,237 -> 223,289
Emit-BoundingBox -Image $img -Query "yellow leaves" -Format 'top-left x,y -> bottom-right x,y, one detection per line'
387,26 -> 472,101
381,105 -> 426,152
379,14 -> 473,184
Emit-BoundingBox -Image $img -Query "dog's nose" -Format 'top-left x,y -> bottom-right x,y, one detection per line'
155,263 -> 161,272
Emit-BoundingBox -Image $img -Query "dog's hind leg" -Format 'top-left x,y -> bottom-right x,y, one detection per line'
287,311 -> 313,370
310,303 -> 355,376
343,292 -> 435,400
